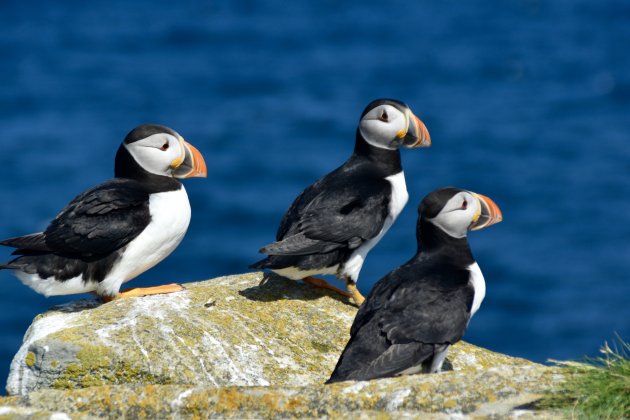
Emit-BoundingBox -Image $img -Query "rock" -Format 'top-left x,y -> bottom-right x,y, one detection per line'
7,272 -> 359,396
0,366 -> 565,418
3,272 -> 566,418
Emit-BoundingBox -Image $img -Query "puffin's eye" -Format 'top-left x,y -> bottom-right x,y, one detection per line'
462,200 -> 468,210
160,142 -> 169,151
379,109 -> 389,122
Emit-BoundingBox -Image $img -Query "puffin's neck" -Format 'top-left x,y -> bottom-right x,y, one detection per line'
114,144 -> 182,193
414,217 -> 475,265
353,130 -> 403,175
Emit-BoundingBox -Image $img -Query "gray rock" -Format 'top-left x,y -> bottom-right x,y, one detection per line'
2,272 -> 566,418
0,367 -> 565,418
7,273 -> 360,396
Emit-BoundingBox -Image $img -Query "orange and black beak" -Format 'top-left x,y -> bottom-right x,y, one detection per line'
470,193 -> 503,231
172,140 -> 207,178
400,110 -> 431,148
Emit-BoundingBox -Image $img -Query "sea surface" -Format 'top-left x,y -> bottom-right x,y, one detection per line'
1,0 -> 629,392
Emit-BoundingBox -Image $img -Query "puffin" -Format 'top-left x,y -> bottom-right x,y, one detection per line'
327,187 -> 502,383
0,124 -> 207,301
251,99 -> 430,305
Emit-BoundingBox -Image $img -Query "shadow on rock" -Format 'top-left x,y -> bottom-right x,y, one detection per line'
442,358 -> 454,372
49,299 -> 101,314
239,272 -> 355,307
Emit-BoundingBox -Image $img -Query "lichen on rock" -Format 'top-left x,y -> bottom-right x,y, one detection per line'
3,272 -> 567,418
0,364 -> 565,418
7,272 -> 359,396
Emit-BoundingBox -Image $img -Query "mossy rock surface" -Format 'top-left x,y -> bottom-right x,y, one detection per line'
3,272 -> 566,418
1,365 -> 565,418
7,273 -> 361,396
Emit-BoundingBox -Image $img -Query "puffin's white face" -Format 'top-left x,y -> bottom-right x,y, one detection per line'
358,102 -> 431,150
428,191 -> 480,238
427,190 -> 503,238
359,105 -> 408,150
124,132 -> 207,179
124,133 -> 185,177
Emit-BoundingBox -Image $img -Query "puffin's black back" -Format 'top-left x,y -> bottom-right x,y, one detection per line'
250,126 -> 403,272
0,124 -> 185,283
327,189 -> 478,383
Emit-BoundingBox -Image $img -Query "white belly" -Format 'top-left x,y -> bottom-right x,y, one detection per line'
341,171 -> 408,282
15,272 -> 97,297
468,262 -> 486,316
96,187 -> 191,296
272,265 -> 339,281
14,188 -> 191,297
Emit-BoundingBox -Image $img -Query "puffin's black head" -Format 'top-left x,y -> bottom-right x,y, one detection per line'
115,124 -> 207,180
419,187 -> 503,239
358,98 -> 431,150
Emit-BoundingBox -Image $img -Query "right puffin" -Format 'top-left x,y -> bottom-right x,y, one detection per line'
327,187 -> 502,383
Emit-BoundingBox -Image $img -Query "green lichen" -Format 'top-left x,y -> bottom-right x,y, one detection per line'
310,340 -> 335,354
52,360 -> 170,390
2,362 -> 565,418
51,344 -> 171,390
9,271 -> 554,411
25,351 -> 36,368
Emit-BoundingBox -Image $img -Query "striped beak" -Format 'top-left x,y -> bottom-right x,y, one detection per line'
401,111 -> 431,148
470,193 -> 503,231
173,140 -> 207,178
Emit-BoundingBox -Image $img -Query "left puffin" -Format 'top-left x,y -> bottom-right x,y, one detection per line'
0,124 -> 207,301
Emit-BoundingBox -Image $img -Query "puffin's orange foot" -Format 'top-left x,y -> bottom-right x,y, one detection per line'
303,276 -> 353,298
103,283 -> 185,302
346,281 -> 365,306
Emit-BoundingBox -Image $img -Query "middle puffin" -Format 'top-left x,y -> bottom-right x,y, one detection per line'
251,99 -> 430,305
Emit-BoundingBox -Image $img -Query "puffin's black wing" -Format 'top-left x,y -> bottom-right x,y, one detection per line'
261,176 -> 391,256
355,263 -> 474,342
1,179 -> 150,259
328,262 -> 474,382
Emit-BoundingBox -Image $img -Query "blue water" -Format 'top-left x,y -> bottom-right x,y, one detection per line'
1,0 -> 629,392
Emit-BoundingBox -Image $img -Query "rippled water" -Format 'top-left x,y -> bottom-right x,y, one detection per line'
1,0 -> 629,391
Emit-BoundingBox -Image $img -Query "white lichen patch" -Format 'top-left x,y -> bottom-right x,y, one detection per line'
170,388 -> 195,409
201,332 -> 270,386
386,388 -> 412,411
454,352 -> 478,369
340,381 -> 370,395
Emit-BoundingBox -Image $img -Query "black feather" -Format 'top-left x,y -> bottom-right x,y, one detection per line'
0,233 -> 50,254
259,233 -> 343,256
327,203 -> 479,382
254,132 -> 400,273
0,177 -> 179,283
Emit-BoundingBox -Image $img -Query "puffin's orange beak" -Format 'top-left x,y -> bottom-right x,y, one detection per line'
470,193 -> 503,231
399,111 -> 431,148
173,140 -> 207,178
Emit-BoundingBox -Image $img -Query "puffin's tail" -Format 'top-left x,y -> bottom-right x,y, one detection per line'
0,262 -> 16,270
249,258 -> 271,270
0,232 -> 50,254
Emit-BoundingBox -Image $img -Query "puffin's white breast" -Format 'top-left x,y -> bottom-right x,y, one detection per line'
96,187 -> 191,296
467,262 -> 486,316
341,171 -> 409,282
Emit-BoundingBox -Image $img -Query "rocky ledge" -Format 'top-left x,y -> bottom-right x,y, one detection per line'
1,272 -> 565,418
